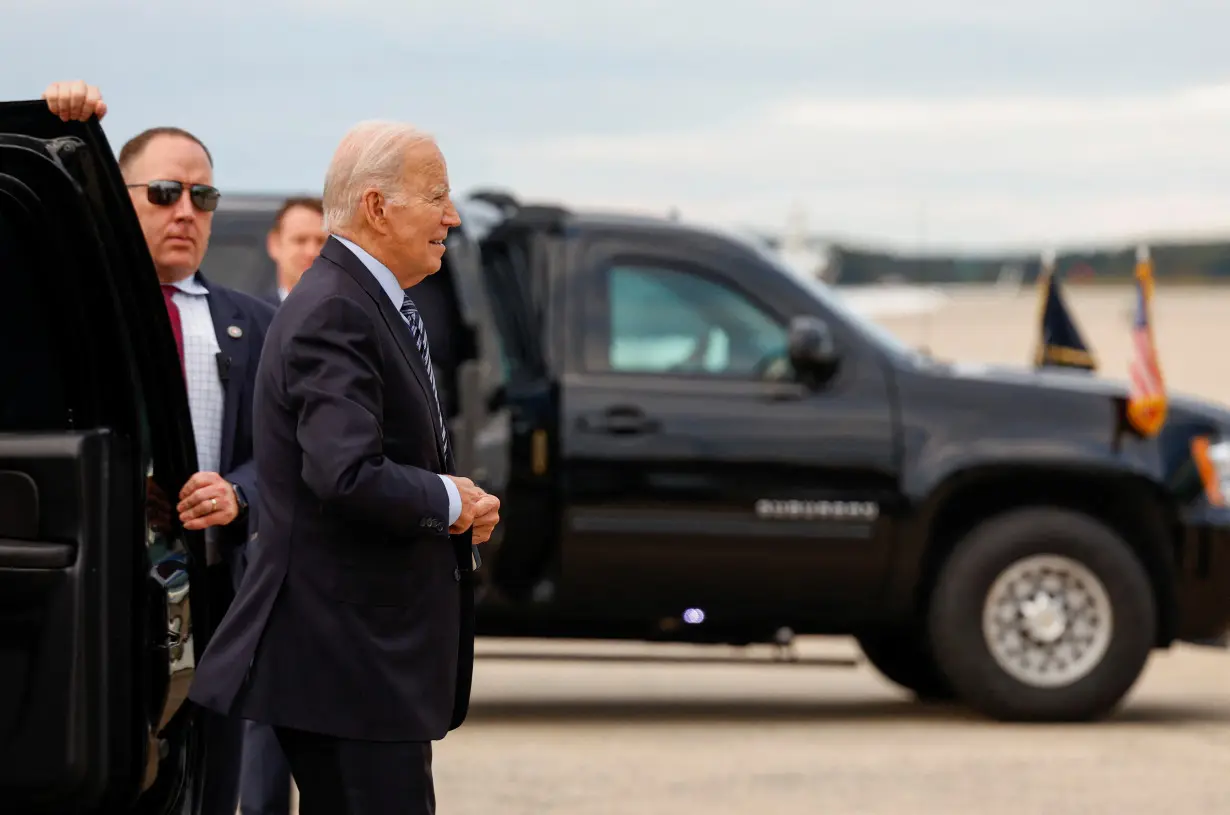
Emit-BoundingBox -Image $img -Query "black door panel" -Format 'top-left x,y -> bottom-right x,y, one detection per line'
473,223 -> 560,604
0,103 -> 203,814
558,240 -> 901,630
0,541 -> 74,569
0,431 -> 136,810
0,469 -> 40,539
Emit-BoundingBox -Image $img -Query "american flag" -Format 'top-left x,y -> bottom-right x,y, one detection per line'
1125,246 -> 1167,437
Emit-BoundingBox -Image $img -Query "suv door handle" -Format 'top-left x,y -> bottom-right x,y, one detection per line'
577,406 -> 659,435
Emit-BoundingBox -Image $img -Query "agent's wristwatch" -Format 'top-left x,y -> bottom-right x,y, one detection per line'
230,482 -> 249,519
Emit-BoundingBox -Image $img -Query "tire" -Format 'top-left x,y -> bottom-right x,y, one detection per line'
927,507 -> 1156,722
857,627 -> 955,701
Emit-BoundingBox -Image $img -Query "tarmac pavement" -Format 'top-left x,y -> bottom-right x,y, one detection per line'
417,636 -> 1230,815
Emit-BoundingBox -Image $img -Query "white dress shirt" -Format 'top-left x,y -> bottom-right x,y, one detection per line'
167,275 -> 226,563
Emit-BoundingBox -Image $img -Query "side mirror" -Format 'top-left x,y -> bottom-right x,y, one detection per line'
787,315 -> 840,384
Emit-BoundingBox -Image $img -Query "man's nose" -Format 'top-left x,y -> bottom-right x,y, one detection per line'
172,190 -> 197,219
442,202 -> 461,227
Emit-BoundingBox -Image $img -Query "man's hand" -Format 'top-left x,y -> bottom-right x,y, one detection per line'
177,472 -> 240,530
42,80 -> 107,122
470,494 -> 501,545
445,474 -> 490,534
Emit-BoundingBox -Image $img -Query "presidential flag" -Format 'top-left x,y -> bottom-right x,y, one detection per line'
1125,245 -> 1167,437
1034,251 -> 1096,372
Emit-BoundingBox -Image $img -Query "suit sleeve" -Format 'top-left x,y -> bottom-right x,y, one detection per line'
221,295 -> 275,543
284,294 -> 450,537
224,458 -> 258,539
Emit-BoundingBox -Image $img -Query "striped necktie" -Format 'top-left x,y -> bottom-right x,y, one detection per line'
399,292 -> 449,461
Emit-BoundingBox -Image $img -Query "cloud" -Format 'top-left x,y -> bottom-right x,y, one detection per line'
6,1 -> 1230,250
488,81 -> 1230,249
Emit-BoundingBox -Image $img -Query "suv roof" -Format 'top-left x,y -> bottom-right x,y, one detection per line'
461,189 -> 774,255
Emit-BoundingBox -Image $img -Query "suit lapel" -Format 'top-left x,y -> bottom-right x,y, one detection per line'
321,238 -> 447,472
201,276 -> 250,476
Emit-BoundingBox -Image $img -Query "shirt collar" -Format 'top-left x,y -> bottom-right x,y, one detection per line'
166,273 -> 209,296
332,234 -> 404,311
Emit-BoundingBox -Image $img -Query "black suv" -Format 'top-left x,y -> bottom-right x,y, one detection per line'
4,104 -> 1230,814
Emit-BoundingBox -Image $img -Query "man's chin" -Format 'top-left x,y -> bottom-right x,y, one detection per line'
155,251 -> 203,280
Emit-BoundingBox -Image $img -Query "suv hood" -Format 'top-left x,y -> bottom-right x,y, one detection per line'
932,359 -> 1230,429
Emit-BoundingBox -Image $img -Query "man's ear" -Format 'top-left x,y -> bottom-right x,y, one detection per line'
360,190 -> 388,235
265,228 -> 279,261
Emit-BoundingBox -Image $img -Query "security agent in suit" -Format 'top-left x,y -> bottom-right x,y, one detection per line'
188,121 -> 499,815
41,80 -> 275,815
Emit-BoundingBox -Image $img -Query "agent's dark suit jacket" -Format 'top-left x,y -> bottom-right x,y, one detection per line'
188,237 -> 477,743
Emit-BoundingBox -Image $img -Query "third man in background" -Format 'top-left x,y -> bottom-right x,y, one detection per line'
262,196 -> 327,305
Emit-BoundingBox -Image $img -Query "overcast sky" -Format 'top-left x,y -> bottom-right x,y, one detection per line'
4,0 -> 1230,252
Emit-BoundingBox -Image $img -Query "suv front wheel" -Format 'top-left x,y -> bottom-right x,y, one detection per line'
927,506 -> 1157,722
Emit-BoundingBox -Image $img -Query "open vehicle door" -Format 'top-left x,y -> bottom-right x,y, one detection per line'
0,102 -> 208,814
466,204 -> 563,609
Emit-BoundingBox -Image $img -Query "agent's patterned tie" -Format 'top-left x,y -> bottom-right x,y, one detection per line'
399,292 -> 449,461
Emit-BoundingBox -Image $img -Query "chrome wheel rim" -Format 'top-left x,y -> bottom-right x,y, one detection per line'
982,554 -> 1113,688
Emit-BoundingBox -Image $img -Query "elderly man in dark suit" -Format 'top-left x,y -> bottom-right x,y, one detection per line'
42,80 -> 276,815
188,119 -> 499,815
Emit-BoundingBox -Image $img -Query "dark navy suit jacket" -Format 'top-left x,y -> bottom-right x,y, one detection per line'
188,237 -> 477,743
199,273 -> 276,568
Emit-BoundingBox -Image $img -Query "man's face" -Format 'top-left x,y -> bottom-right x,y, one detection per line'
123,135 -> 215,283
377,141 -> 461,283
267,205 -> 326,291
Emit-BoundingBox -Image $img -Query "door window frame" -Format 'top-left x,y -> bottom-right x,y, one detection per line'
579,252 -> 795,383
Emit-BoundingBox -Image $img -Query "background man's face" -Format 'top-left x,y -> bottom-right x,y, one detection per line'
268,205 -> 327,291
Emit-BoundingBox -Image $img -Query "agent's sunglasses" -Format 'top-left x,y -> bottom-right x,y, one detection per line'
126,180 -> 221,212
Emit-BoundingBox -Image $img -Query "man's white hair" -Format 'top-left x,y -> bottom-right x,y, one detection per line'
321,120 -> 436,232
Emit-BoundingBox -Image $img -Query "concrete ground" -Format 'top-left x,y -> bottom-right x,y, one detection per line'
422,637 -> 1230,815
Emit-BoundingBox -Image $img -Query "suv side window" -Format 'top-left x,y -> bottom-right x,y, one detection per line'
0,211 -> 74,432
601,263 -> 789,378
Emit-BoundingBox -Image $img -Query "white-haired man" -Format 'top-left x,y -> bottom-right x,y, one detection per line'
188,121 -> 499,814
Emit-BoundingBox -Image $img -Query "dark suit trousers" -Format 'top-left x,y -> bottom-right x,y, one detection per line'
274,726 -> 435,815
200,562 -> 245,815
230,545 -> 293,815
240,719 -> 293,814
200,707 -> 245,815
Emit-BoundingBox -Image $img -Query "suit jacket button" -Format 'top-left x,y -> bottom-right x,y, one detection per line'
453,567 -> 461,582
